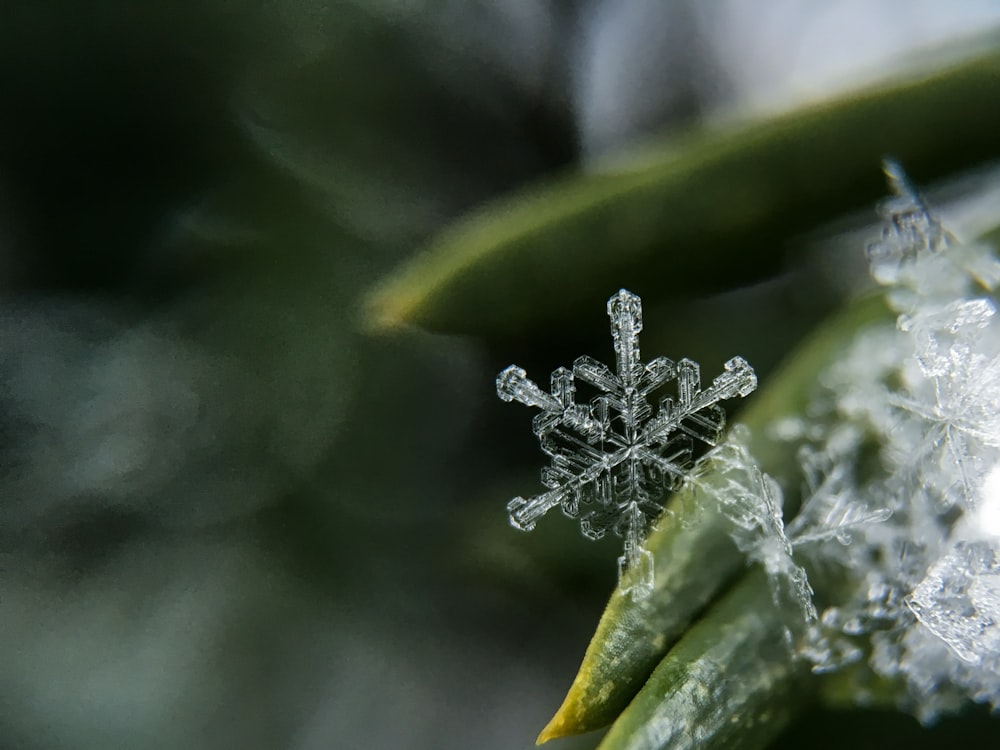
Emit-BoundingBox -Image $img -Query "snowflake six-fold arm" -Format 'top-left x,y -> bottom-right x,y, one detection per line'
497,289 -> 757,598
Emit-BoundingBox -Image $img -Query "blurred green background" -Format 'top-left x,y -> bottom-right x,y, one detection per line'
1,2 -> 1000,749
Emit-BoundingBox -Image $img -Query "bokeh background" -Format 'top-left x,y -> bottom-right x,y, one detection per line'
2,2 -> 1000,749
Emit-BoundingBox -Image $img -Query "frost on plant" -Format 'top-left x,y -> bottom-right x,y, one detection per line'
787,441 -> 893,548
690,429 -> 818,649
787,159 -> 1000,721
908,541 -> 1000,665
867,159 -> 1000,308
688,425 -> 896,654
497,289 -> 757,599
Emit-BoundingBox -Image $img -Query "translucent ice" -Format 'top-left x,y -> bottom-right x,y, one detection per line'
788,444 -> 892,550
867,160 -> 952,285
498,289 -> 757,599
692,433 -> 818,645
907,541 -> 1000,666
868,159 -> 1000,311
795,163 -> 1000,719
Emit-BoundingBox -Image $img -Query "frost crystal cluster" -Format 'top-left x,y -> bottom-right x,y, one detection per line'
684,422 -> 895,654
772,160 -> 1000,721
497,289 -> 757,599
688,430 -> 819,650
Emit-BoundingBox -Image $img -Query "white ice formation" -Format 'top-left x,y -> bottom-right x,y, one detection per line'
497,289 -> 757,599
690,430 -> 817,650
778,160 -> 1000,721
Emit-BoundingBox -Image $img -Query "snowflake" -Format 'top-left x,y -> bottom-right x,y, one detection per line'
907,540 -> 1000,666
496,289 -> 757,598
893,299 -> 1000,508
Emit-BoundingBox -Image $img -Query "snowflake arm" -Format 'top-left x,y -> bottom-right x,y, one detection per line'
497,289 -> 758,598
641,356 -> 757,447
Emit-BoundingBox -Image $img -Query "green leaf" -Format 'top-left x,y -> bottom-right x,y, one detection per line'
595,570 -> 815,750
538,292 -> 893,741
366,44 -> 1000,337
235,3 -> 565,250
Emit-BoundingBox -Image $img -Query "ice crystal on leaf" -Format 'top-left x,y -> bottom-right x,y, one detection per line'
791,160 -> 1000,720
894,298 -> 1000,508
497,289 -> 757,599
867,159 -> 1000,309
787,442 -> 893,548
690,430 -> 818,648
908,541 -> 1000,665
867,159 -> 954,294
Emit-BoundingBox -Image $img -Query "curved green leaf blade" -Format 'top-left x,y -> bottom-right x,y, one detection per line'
595,571 -> 814,750
367,45 -> 1000,337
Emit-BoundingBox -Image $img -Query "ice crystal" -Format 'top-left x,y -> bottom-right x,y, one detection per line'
866,159 -> 954,296
865,159 -> 1000,309
497,289 -> 757,599
691,431 -> 817,648
907,541 -> 1000,665
894,298 -> 1000,509
788,161 -> 1000,720
788,438 -> 893,549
